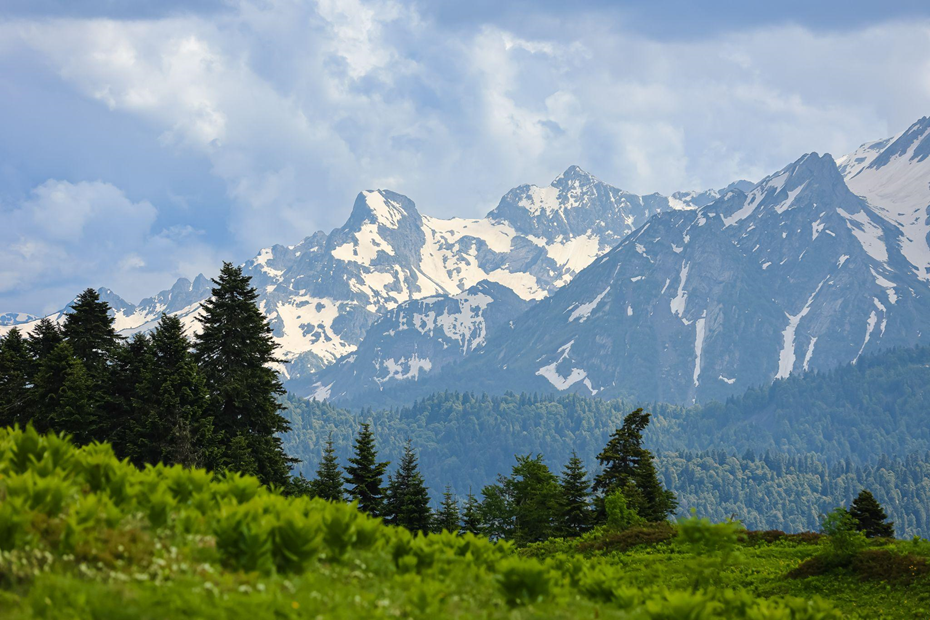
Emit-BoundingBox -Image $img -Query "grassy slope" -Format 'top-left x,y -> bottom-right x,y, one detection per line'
1,427 -> 926,618
524,528 -> 930,619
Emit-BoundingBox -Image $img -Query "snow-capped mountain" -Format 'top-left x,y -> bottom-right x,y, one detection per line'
838,116 -> 930,281
362,151 -> 930,406
2,167 -> 718,388
300,280 -> 531,401
0,277 -> 213,340
0,313 -> 38,327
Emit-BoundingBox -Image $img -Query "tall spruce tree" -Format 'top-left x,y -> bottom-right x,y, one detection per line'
33,343 -> 95,443
26,319 -> 64,371
435,486 -> 460,533
385,441 -> 431,532
461,491 -> 482,536
594,409 -> 677,522
62,289 -> 121,378
505,454 -> 563,545
108,334 -> 154,460
344,422 -> 389,516
146,315 -> 215,468
194,263 -> 294,486
849,489 -> 895,538
0,329 -> 32,427
310,435 -> 345,501
559,451 -> 593,536
479,483 -> 514,541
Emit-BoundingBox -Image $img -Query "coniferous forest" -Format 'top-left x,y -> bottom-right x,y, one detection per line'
2,266 -> 930,617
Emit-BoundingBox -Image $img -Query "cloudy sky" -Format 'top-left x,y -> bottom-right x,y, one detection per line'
2,0 -> 930,314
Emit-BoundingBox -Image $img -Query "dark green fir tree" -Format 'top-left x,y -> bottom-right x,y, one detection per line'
559,451 -> 593,536
226,433 -> 258,478
310,434 -> 345,501
26,318 -> 64,371
147,315 -> 215,468
33,343 -> 95,443
194,263 -> 294,485
461,490 -> 482,536
849,489 -> 895,538
435,486 -> 460,533
594,408 -> 677,522
0,328 -> 32,427
108,334 -> 154,460
385,441 -> 431,532
62,288 -> 121,378
344,422 -> 389,516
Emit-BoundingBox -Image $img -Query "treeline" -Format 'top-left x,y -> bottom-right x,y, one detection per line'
662,450 -> 930,538
650,345 -> 930,462
282,390 -> 636,493
283,390 -> 930,537
306,409 -> 677,543
0,263 -> 296,488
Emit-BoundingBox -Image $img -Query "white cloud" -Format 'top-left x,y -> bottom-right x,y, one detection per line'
0,179 -> 220,312
1,3 -> 930,313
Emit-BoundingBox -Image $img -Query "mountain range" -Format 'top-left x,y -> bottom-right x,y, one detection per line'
5,116 -> 930,407
0,166 -> 721,387
307,117 -> 930,406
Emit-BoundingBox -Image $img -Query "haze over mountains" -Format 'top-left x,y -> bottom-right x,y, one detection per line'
4,117 -> 930,406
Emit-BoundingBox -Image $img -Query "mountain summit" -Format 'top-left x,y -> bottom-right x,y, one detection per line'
2,168 -> 712,390
349,146 -> 930,406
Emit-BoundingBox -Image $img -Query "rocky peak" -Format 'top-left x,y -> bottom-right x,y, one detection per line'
345,189 -> 420,231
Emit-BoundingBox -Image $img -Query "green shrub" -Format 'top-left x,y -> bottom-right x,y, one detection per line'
0,426 -> 852,618
605,488 -> 646,532
820,507 -> 867,562
577,522 -> 677,553
494,556 -> 552,607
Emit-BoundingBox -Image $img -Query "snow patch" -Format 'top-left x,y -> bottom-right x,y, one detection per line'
836,207 -> 889,264
569,287 -> 610,323
536,341 -> 588,391
669,262 -> 690,319
693,315 -> 707,387
776,277 -> 829,379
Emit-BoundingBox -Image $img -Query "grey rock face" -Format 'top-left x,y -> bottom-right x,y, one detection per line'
3,167 -> 709,391
388,152 -> 930,406
300,280 -> 531,402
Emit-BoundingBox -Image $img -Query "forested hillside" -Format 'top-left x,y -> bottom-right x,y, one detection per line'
650,345 -> 930,460
664,451 -> 930,537
283,346 -> 930,537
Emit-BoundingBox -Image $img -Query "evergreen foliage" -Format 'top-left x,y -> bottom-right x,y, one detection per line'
484,454 -> 564,545
61,288 -> 121,378
462,491 -> 482,536
32,343 -> 95,442
310,435 -> 345,501
146,315 -> 216,468
194,263 -> 294,485
283,390 -> 930,538
384,441 -> 431,532
25,318 -> 63,365
594,409 -> 677,521
0,329 -> 31,427
435,486 -> 460,533
559,451 -> 593,536
0,275 -> 306,491
108,334 -> 154,462
344,422 -> 389,516
849,490 -> 895,538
